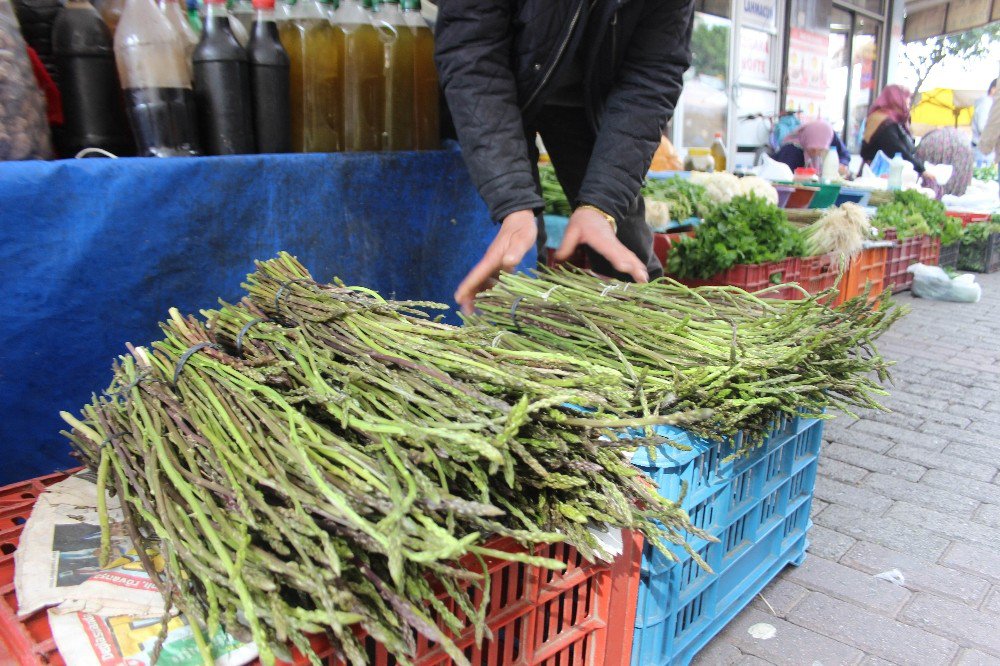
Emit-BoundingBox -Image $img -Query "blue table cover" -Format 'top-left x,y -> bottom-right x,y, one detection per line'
0,148 -> 529,483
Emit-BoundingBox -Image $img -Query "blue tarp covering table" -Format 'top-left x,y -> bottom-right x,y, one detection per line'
0,149 -> 528,484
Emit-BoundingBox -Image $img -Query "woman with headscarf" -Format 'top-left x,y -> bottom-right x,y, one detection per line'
915,128 -> 974,197
772,120 -> 850,176
860,84 -> 935,186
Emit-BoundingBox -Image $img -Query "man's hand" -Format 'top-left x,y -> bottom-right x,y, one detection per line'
455,210 -> 537,314
555,207 -> 649,283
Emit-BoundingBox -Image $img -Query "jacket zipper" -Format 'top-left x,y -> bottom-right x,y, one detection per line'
522,0 -> 586,110
611,8 -> 617,58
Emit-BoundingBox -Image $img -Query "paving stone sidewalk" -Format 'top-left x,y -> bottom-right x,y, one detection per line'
693,271 -> 1000,666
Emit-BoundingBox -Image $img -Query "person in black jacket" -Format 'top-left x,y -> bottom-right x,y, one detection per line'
435,0 -> 696,311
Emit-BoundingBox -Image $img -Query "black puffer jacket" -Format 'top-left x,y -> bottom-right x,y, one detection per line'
434,0 -> 695,224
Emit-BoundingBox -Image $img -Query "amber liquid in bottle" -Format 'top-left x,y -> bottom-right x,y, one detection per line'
279,0 -> 343,151
403,0 -> 437,150
339,0 -> 384,152
379,0 -> 414,150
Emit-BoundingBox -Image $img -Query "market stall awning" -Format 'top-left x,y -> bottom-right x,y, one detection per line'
911,87 -> 976,133
904,0 -> 1000,41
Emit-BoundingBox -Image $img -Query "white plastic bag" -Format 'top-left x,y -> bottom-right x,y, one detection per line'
908,263 -> 982,303
755,154 -> 794,182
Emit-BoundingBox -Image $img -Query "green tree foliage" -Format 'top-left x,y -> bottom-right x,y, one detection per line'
904,25 -> 1000,99
691,22 -> 729,81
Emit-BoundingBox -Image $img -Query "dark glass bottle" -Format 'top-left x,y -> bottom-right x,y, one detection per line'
248,0 -> 291,152
52,0 -> 133,156
192,0 -> 255,154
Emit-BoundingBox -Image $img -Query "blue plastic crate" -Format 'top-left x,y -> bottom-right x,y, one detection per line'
631,418 -> 824,666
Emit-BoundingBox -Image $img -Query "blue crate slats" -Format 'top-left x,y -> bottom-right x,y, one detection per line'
630,416 -> 824,666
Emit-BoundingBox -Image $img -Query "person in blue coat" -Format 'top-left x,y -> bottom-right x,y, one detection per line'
772,120 -> 850,177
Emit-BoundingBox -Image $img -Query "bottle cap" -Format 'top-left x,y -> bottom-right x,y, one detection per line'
204,0 -> 225,5
400,0 -> 419,7
714,132 -> 722,138
894,152 -> 902,159
252,0 -> 274,9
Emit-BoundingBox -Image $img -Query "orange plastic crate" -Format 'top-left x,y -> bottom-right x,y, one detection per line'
0,474 -> 642,666
840,245 -> 887,303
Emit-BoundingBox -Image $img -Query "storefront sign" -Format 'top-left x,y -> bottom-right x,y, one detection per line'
785,28 -> 829,118
742,0 -> 777,31
738,28 -> 772,81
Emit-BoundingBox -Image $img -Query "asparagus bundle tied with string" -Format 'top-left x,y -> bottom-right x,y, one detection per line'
61,255 -> 714,666
61,254 -> 900,666
466,269 -> 903,451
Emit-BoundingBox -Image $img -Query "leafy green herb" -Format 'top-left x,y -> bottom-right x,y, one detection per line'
667,194 -> 805,279
640,177 -> 713,221
539,164 -> 573,217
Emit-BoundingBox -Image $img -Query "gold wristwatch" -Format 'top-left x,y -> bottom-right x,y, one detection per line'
576,204 -> 617,234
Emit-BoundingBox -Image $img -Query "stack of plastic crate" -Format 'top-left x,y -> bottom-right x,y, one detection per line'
629,415 -> 824,665
0,473 -> 643,666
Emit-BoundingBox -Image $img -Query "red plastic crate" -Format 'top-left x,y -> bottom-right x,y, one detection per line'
840,245 -> 888,303
677,257 -> 802,300
0,473 -> 642,666
880,230 -> 922,293
797,253 -> 842,304
0,472 -> 70,666
918,236 -> 940,267
945,211 -> 990,227
652,231 -> 695,268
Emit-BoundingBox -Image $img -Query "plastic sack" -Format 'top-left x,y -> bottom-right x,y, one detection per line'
755,153 -> 794,182
0,0 -> 52,160
870,150 -> 891,176
923,162 -> 953,186
908,263 -> 982,303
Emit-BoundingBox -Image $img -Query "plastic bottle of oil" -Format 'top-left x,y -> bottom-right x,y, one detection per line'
337,0 -> 383,151
710,132 -> 727,172
401,0 -> 436,149
114,0 -> 200,155
283,0 -> 343,152
377,0 -> 413,150
278,0 -> 343,151
158,0 -> 198,65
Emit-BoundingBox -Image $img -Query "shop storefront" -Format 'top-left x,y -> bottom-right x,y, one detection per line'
668,0 -> 787,169
784,0 -> 899,152
671,0 -> 902,167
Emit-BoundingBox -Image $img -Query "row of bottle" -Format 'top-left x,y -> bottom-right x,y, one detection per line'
52,0 -> 438,157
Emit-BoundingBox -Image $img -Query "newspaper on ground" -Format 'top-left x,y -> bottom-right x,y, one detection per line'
12,471 -> 166,618
15,471 -> 256,666
48,611 -> 258,666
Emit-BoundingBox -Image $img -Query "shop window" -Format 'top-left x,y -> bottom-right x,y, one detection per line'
824,5 -> 882,153
679,12 -> 731,151
847,15 -> 881,152
824,8 -> 851,135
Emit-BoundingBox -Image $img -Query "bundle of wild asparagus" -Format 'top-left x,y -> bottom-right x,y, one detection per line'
61,255 -> 711,666
467,270 -> 902,447
60,254 -> 900,666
